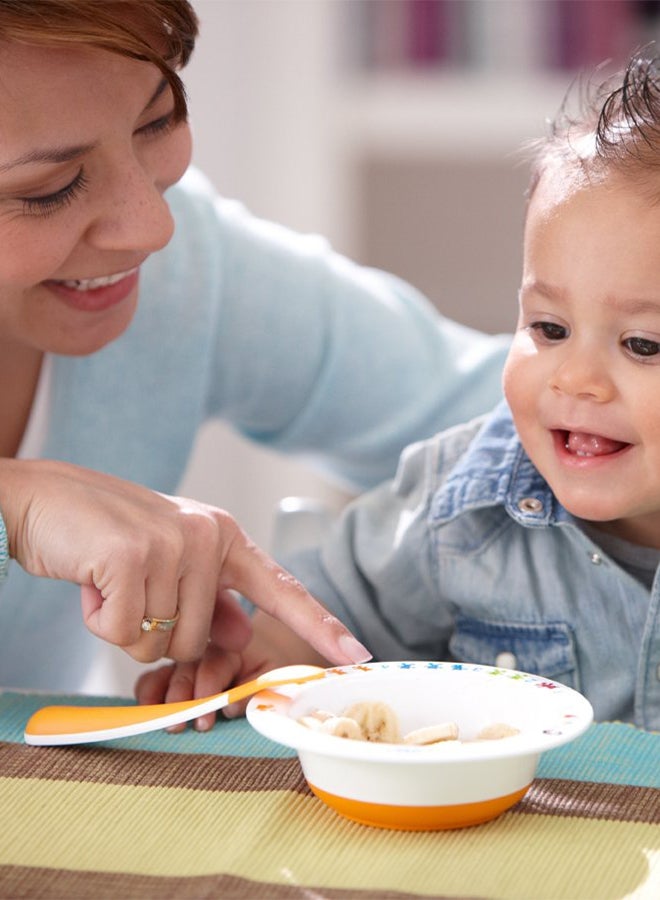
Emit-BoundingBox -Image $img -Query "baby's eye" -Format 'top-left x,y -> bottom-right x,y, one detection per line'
529,321 -> 567,342
623,336 -> 660,358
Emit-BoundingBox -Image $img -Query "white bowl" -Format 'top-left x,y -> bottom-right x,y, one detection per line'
246,660 -> 593,831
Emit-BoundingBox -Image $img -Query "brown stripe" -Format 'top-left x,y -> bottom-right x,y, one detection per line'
0,866 -> 470,900
0,741 -> 308,794
517,777 -> 660,824
3,742 -> 658,825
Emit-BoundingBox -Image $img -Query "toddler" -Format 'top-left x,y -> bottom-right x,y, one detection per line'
143,51 -> 660,731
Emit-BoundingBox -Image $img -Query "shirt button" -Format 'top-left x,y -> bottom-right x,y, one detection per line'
518,497 -> 543,513
589,552 -> 603,565
495,651 -> 517,670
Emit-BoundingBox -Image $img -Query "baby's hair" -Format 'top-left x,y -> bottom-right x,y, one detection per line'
526,49 -> 660,199
0,0 -> 199,122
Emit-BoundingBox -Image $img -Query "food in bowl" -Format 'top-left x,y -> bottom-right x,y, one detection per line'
299,701 -> 519,744
246,660 -> 593,831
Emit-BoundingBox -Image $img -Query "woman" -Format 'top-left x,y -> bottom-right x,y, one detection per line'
0,1 -> 507,698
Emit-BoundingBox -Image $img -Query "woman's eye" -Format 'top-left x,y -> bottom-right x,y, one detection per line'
20,169 -> 89,218
623,336 -> 660,358
529,321 -> 567,341
136,108 -> 178,138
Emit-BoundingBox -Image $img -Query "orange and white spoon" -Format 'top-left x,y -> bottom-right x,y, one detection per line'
24,664 -> 326,746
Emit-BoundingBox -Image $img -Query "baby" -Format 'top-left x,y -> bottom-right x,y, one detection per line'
141,51 -> 660,732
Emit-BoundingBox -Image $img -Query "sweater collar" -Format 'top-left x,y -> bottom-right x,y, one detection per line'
431,401 -> 573,527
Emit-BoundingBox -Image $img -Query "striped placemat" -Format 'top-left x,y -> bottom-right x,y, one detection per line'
1,691 -> 659,899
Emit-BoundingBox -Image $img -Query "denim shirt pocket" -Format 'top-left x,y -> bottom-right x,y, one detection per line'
449,614 -> 579,690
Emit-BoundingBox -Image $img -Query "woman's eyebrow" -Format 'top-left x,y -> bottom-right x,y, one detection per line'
144,77 -> 168,111
0,142 -> 97,173
0,79 -> 169,174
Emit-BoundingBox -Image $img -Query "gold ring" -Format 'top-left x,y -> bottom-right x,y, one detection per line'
140,610 -> 180,633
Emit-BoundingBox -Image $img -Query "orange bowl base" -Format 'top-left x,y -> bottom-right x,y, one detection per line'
308,783 -> 531,831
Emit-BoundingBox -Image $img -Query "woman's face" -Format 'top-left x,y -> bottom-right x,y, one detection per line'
0,40 -> 192,356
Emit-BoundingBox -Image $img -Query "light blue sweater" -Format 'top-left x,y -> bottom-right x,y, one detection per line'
0,167 -> 509,691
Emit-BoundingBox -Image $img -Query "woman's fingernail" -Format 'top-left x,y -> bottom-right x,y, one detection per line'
338,633 -> 372,664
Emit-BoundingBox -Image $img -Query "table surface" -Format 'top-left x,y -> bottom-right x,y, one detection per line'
0,689 -> 659,900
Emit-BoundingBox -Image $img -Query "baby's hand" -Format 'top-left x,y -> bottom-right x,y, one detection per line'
135,645 -> 245,732
135,609 -> 330,731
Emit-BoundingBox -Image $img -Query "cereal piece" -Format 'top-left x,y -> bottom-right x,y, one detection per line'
320,716 -> 364,740
308,708 -> 335,722
343,701 -> 401,743
298,708 -> 337,731
403,722 -> 459,745
476,723 -> 521,740
298,716 -> 324,731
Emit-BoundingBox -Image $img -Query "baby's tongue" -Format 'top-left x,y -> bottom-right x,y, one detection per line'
565,431 -> 626,456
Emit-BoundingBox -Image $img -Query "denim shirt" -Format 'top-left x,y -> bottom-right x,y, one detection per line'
288,401 -> 660,728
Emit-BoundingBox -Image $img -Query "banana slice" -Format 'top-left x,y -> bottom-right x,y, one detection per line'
343,701 -> 401,743
476,723 -> 520,740
320,716 -> 364,740
403,721 -> 459,745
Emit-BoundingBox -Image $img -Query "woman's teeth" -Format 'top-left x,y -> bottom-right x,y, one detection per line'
57,268 -> 138,291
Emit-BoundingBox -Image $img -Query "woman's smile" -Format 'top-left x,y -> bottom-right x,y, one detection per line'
54,267 -> 140,292
43,266 -> 140,313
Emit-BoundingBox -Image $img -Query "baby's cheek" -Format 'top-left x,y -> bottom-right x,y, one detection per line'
502,336 -> 539,409
502,352 -> 523,407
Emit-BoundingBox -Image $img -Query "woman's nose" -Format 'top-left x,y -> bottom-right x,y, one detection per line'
549,353 -> 615,402
84,165 -> 175,254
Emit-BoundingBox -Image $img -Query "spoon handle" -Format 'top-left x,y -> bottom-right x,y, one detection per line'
24,664 -> 325,745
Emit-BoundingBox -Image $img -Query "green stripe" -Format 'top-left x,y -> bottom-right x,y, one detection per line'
2,778 -> 659,899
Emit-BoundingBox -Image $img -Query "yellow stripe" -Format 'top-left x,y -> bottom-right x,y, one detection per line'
2,777 -> 659,899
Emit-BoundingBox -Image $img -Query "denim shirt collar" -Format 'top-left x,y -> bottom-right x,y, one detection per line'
431,400 -> 574,527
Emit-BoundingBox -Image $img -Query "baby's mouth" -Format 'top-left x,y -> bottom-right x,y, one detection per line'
561,430 -> 629,457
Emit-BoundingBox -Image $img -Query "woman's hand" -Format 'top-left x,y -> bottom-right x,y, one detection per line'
136,608 -> 328,730
1,458 -> 370,666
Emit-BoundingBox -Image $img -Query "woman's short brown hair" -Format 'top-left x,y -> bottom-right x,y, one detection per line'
0,0 -> 199,120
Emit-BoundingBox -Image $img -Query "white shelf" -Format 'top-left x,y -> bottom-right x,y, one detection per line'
333,70 -> 572,158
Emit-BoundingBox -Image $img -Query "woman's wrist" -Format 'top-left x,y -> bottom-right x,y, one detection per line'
0,457 -> 31,566
0,508 -> 8,581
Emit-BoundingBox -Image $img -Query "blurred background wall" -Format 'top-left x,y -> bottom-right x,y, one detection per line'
177,0 -> 660,550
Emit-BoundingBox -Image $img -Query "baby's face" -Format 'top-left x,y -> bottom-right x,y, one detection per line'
503,165 -> 660,547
